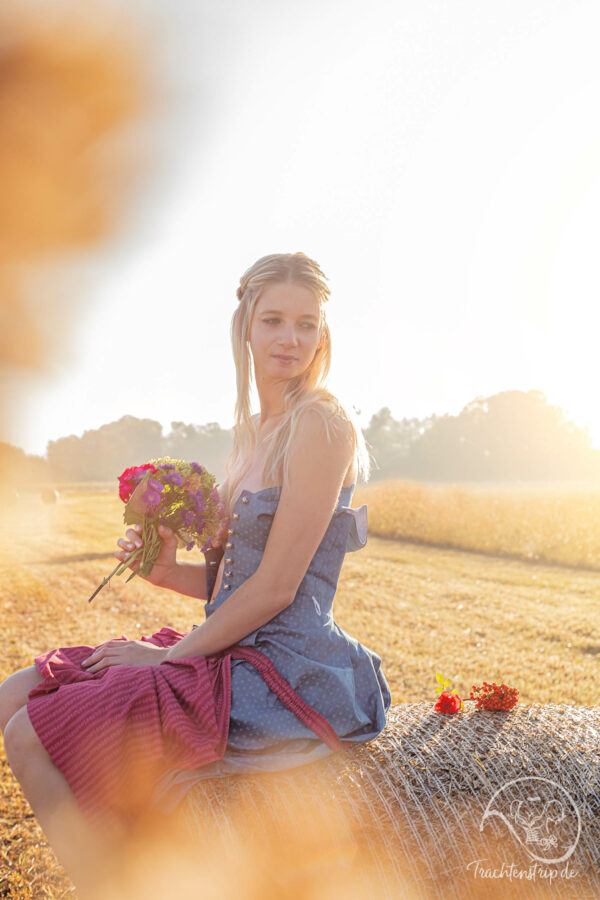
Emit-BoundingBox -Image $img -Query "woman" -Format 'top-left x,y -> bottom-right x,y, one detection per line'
0,252 -> 391,894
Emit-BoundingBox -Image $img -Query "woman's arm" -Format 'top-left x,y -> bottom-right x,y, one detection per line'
165,411 -> 354,659
154,561 -> 208,600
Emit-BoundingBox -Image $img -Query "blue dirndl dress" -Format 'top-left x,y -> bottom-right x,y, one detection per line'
153,483 -> 391,811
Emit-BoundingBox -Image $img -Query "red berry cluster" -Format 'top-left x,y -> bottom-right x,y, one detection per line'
470,681 -> 518,711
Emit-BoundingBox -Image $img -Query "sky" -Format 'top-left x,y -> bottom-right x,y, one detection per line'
5,0 -> 600,455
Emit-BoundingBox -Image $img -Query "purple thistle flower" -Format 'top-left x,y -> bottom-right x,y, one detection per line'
185,541 -> 195,551
142,489 -> 161,506
166,472 -> 183,486
159,463 -> 176,471
194,490 -> 205,512
201,539 -> 211,553
182,510 -> 195,527
148,478 -> 165,493
191,462 -> 204,474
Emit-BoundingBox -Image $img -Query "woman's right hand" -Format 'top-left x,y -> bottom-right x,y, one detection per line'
114,523 -> 178,586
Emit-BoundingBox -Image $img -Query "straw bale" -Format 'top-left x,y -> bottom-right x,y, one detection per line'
179,703 -> 600,900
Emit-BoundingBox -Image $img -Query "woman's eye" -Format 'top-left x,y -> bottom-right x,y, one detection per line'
263,319 -> 315,329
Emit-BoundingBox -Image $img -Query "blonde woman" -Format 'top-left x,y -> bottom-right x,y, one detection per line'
0,252 -> 391,894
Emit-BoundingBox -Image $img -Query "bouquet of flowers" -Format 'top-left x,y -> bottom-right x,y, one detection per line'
88,458 -> 228,603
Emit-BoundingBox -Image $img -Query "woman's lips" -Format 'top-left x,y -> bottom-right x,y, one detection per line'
273,355 -> 297,363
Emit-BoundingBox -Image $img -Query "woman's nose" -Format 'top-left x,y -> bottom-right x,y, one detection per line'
278,326 -> 299,346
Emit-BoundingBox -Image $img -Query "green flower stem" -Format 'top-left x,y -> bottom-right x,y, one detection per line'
87,547 -> 142,603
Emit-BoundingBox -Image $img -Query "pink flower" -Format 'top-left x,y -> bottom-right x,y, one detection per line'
118,464 -> 156,503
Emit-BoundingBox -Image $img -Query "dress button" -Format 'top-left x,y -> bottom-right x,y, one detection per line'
232,513 -> 240,519
225,557 -> 233,564
225,542 -> 233,549
224,583 -> 231,590
225,570 -> 232,577
227,528 -> 234,535
241,497 -> 249,504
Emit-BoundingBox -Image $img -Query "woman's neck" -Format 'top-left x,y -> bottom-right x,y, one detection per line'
257,410 -> 285,428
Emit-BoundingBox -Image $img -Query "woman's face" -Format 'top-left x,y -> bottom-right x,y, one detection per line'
249,281 -> 322,380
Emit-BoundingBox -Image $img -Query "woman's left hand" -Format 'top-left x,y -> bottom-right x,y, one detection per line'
81,640 -> 169,673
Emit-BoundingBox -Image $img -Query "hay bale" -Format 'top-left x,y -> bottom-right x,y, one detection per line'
177,703 -> 600,900
41,488 -> 59,504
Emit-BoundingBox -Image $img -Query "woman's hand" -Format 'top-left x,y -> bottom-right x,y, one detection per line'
114,523 -> 178,586
81,639 -> 169,673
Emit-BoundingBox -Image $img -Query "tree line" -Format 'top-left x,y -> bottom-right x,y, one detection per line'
364,390 -> 598,481
2,389 -> 598,487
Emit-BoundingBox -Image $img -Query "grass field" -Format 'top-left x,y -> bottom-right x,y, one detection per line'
1,482 -> 599,897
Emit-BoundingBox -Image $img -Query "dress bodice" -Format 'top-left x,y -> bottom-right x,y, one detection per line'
203,482 -> 368,620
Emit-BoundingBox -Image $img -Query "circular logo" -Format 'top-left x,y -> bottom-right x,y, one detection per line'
480,777 -> 581,864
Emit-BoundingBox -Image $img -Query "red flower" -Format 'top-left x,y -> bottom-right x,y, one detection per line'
118,464 -> 156,503
434,690 -> 462,714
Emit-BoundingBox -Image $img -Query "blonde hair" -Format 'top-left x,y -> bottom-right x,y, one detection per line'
222,252 -> 371,514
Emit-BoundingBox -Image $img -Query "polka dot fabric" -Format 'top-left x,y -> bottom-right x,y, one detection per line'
207,484 -> 391,751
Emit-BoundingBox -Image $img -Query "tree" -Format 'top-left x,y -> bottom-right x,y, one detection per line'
405,390 -> 599,481
363,408 -> 436,479
0,442 -> 49,484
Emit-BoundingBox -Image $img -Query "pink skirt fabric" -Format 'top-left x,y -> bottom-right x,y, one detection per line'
27,626 -> 344,828
27,627 -> 230,828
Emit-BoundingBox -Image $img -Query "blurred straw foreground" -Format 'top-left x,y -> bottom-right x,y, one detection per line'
0,0 -> 155,403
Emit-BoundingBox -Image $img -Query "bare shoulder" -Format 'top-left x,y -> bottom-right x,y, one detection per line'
295,405 -> 354,446
254,407 -> 354,604
292,408 -> 354,474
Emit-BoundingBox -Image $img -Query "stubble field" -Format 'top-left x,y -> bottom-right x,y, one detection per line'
0,481 -> 599,898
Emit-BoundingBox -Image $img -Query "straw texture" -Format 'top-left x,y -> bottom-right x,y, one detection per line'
179,703 -> 600,899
